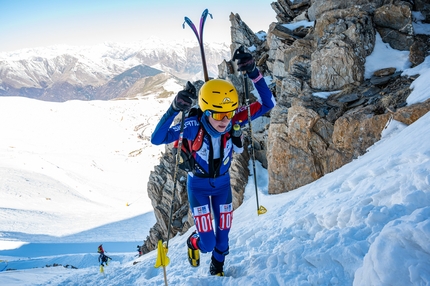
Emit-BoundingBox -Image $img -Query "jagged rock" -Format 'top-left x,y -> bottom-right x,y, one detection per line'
285,39 -> 315,76
311,8 -> 375,90
374,3 -> 415,51
377,27 -> 415,51
392,98 -> 430,125
265,65 -> 427,193
332,106 -> 390,159
307,0 -> 385,21
373,68 -> 397,77
293,26 -> 312,38
415,0 -> 430,23
271,0 -> 296,23
374,3 -> 414,33
370,74 -> 396,86
267,99 -> 391,194
290,0 -> 311,11
409,36 -> 429,67
229,13 -> 263,53
311,36 -> 364,90
271,24 -> 297,42
338,93 -> 359,103
362,86 -> 381,98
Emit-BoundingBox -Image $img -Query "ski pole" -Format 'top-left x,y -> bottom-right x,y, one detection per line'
166,81 -> 195,246
157,81 -> 194,285
166,110 -> 186,247
243,72 -> 267,216
156,92 -> 188,286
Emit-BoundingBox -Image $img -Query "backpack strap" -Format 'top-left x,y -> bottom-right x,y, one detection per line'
191,126 -> 205,152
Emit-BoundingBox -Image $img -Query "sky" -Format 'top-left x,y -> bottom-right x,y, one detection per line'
0,0 -> 276,52
0,30 -> 430,285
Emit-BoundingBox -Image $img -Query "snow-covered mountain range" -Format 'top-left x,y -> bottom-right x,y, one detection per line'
0,38 -> 230,101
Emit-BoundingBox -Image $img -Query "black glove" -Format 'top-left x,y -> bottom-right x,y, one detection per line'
172,81 -> 197,112
233,46 -> 256,73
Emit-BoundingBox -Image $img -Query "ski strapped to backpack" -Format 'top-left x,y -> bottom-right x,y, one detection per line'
183,9 -> 212,82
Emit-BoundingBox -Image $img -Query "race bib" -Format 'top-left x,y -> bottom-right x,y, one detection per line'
193,205 -> 213,233
219,203 -> 233,230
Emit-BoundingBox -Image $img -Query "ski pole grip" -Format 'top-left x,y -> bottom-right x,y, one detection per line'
232,45 -> 245,61
184,81 -> 197,99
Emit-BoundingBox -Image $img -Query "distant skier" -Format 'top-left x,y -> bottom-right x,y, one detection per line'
137,245 -> 143,257
97,244 -> 111,272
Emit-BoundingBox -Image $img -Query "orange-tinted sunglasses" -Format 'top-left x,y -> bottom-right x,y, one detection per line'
206,110 -> 236,121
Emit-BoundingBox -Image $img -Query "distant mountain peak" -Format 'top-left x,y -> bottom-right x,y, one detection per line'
0,40 -> 230,101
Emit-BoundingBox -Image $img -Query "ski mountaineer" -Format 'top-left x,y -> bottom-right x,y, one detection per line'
150,47 -> 276,276
97,244 -> 111,268
137,245 -> 143,257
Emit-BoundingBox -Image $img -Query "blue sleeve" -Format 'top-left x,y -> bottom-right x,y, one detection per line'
151,106 -> 200,145
151,105 -> 179,145
233,69 -> 276,126
252,73 -> 276,115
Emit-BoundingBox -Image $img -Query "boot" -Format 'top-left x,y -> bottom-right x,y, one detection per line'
187,231 -> 200,267
209,255 -> 224,276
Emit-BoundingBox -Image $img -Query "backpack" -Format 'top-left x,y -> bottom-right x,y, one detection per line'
172,106 -> 204,172
172,106 -> 240,176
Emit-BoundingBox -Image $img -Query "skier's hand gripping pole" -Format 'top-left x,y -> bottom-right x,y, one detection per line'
233,46 -> 267,216
156,81 -> 196,286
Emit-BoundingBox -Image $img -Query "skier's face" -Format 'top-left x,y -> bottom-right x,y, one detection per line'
208,115 -> 231,132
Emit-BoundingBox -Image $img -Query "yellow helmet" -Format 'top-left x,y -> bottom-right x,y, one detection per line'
198,79 -> 239,112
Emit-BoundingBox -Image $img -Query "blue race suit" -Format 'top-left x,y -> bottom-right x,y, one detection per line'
151,69 -> 276,262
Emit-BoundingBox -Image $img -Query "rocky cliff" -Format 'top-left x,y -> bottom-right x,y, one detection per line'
141,0 -> 430,253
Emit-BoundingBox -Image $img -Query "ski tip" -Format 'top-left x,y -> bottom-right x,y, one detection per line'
201,9 -> 213,19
